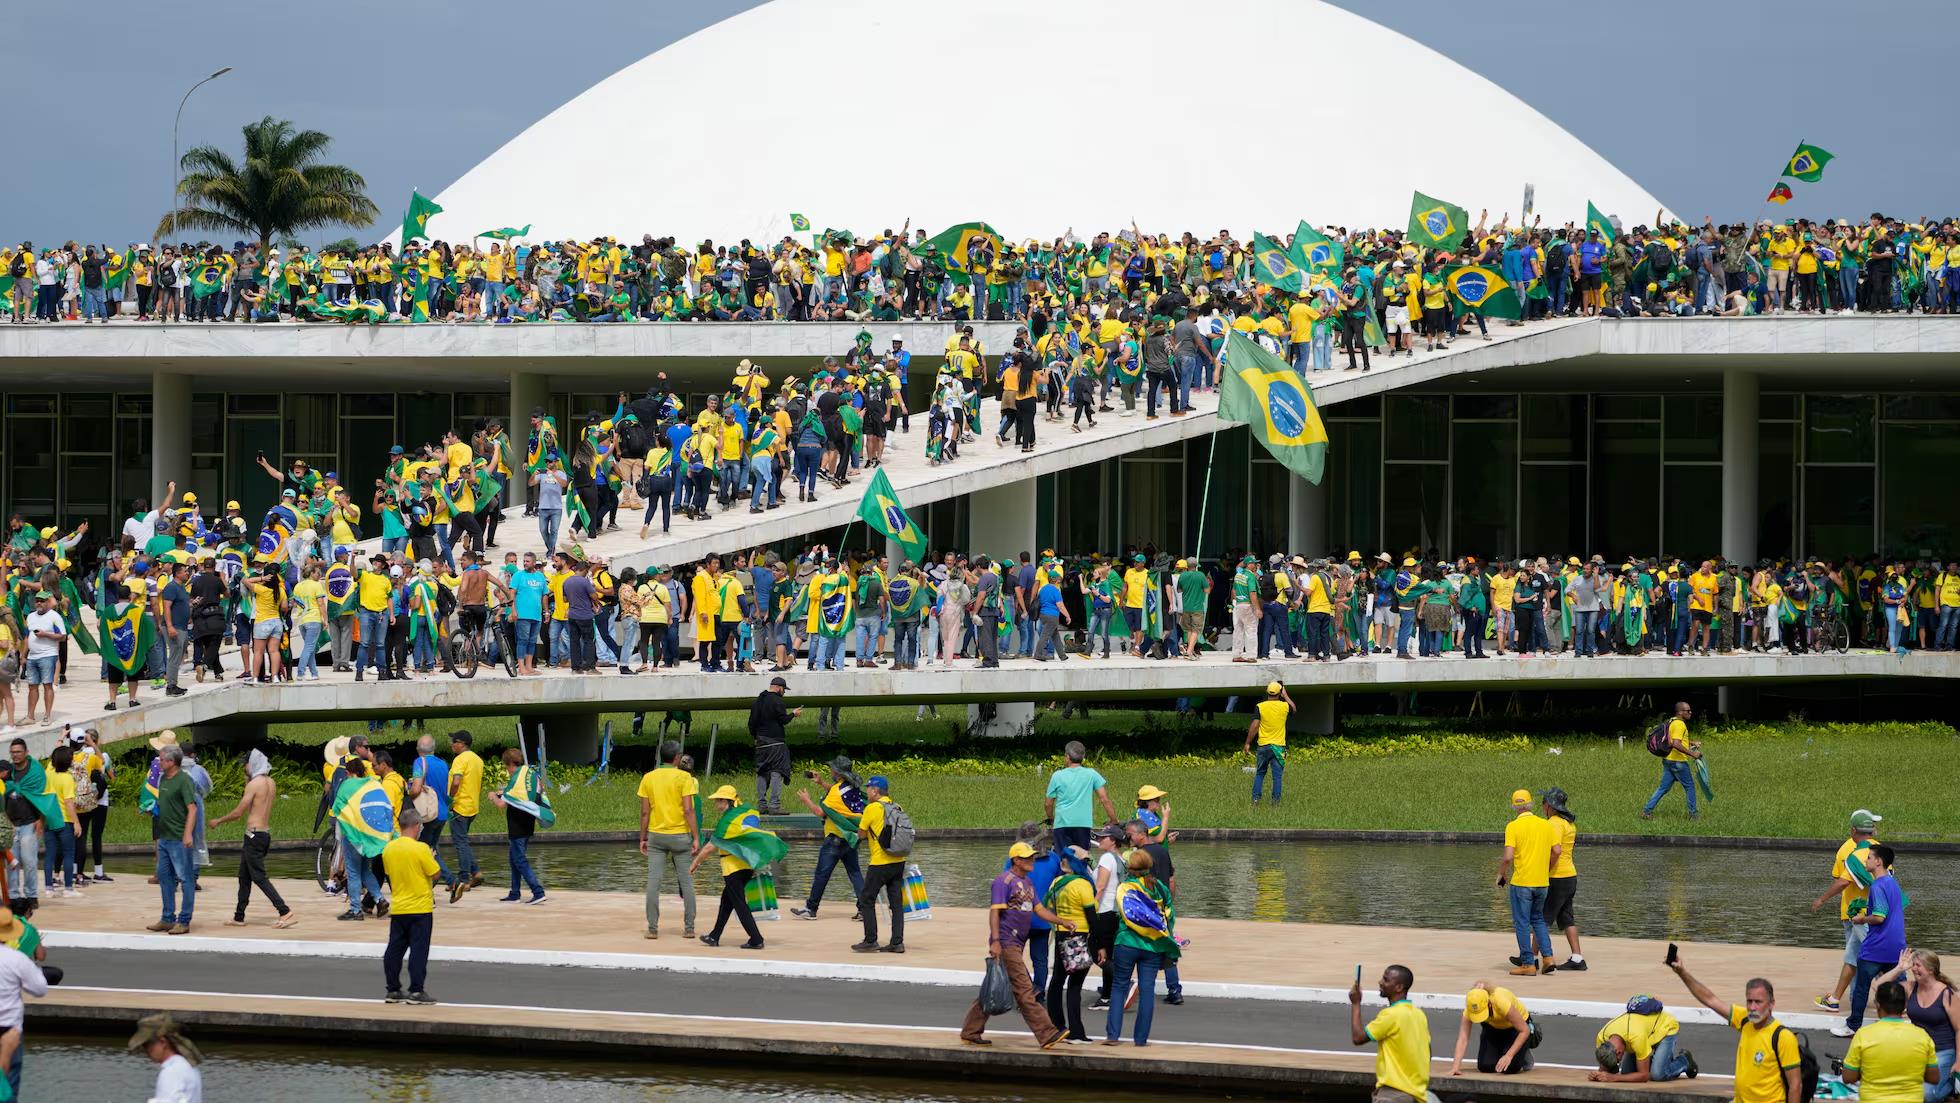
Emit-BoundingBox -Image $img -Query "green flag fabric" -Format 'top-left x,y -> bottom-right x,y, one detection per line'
1782,142 -> 1834,183
710,804 -> 790,870
1249,233 -> 1306,293
189,261 -> 225,300
1407,191 -> 1469,249
401,190 -> 444,243
103,247 -> 133,291
1218,330 -> 1328,484
477,225 -> 530,241
1442,264 -> 1523,320
1294,221 -> 1343,272
916,222 -> 1001,274
1586,202 -> 1617,244
856,468 -> 928,563
789,213 -> 811,232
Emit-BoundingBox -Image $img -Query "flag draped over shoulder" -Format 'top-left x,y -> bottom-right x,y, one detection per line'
401,190 -> 443,243
856,468 -> 927,563
61,576 -> 97,654
886,572 -> 927,621
805,572 -> 856,638
325,562 -> 357,618
711,803 -> 788,869
95,563 -> 153,678
1586,202 -> 1617,244
1442,264 -> 1523,320
103,247 -> 133,291
1249,233 -> 1305,293
1782,142 -> 1834,183
189,261 -> 225,300
501,762 -> 556,828
335,778 -> 398,858
1218,331 -> 1327,484
7,757 -> 63,824
1406,191 -> 1468,249
1116,878 -> 1179,961
917,222 -> 1001,274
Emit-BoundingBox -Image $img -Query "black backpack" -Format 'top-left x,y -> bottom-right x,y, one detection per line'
6,256 -> 24,279
1645,719 -> 1673,757
1767,1025 -> 1819,1103
1644,241 -> 1675,272
159,264 -> 178,288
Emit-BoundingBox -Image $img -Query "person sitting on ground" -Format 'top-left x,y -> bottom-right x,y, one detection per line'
1448,979 -> 1537,1075
1587,995 -> 1696,1083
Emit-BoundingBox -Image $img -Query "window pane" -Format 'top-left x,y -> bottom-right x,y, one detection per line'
1759,421 -> 1796,561
1331,395 -> 1380,419
1595,395 -> 1660,420
1327,422 -> 1381,556
61,455 -> 112,513
1118,461 -> 1182,553
6,396 -> 56,415
63,395 -> 112,453
399,393 -> 454,455
456,393 -> 507,425
228,394 -> 279,416
5,417 -> 56,517
1453,394 -> 1517,421
192,396 -> 224,453
115,418 -> 152,517
1881,423 -> 1960,557
1384,396 -> 1448,461
1805,395 -> 1875,464
1194,427 -> 1248,558
1591,421 -> 1659,558
1055,464 -> 1103,557
1803,466 -> 1874,560
284,393 -> 336,455
1663,395 -> 1721,462
1520,465 -> 1586,558
1249,463 -> 1290,556
1450,421 -> 1516,558
1382,463 -> 1446,558
1663,467 -> 1722,559
1881,394 -> 1960,421
1761,393 -> 1796,420
1521,396 -> 1587,461
343,393 -> 395,418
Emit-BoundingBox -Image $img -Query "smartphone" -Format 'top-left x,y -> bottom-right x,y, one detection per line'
1664,942 -> 1679,966
1354,964 -> 1363,985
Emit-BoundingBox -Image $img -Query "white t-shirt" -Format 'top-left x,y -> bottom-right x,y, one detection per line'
1095,850 -> 1124,913
123,509 -> 160,547
24,610 -> 65,659
0,947 -> 47,1029
152,1053 -> 203,1103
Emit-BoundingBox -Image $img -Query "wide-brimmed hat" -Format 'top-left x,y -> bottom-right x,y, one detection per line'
324,735 -> 351,763
148,730 -> 179,752
126,1014 -> 203,1064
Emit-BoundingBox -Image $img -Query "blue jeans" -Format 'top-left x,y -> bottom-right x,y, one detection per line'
749,455 -> 774,511
1177,353 -> 1200,410
1618,1033 -> 1692,1082
804,834 -> 864,911
1028,927 -> 1050,992
536,508 -> 561,554
1260,600 -> 1295,657
1507,883 -> 1551,961
893,621 -> 920,667
1312,328 -> 1334,371
82,286 -> 107,320
1106,944 -> 1165,1045
507,835 -> 544,898
294,620 -> 323,676
1396,608 -> 1417,655
1253,745 -> 1284,802
1573,610 -> 1598,656
1939,607 -> 1960,651
157,837 -> 196,924
342,841 -> 381,914
449,812 -> 478,876
794,445 -> 822,495
1846,955 -> 1891,1031
550,620 -> 570,664
514,618 -> 538,661
1291,341 -> 1312,375
1016,612 -> 1036,658
1929,1048 -> 1957,1102
1421,628 -> 1446,656
814,634 -> 845,670
358,609 -> 388,673
1888,607 -> 1910,653
856,615 -> 886,661
42,823 -> 75,889
1643,760 -> 1698,815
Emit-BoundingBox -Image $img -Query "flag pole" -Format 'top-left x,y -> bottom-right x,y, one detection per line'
1194,431 -> 1220,561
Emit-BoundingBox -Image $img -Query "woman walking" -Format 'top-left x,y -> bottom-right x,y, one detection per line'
689,785 -> 785,950
1044,860 -> 1099,1042
1104,849 -> 1178,1047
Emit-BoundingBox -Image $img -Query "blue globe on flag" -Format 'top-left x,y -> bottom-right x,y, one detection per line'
821,591 -> 850,629
1266,380 -> 1310,440
1454,271 -> 1490,305
883,503 -> 909,535
1425,209 -> 1450,237
355,786 -> 394,835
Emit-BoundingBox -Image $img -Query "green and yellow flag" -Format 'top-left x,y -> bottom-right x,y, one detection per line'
1407,191 -> 1469,249
401,190 -> 443,243
1218,330 -> 1327,484
1585,202 -> 1617,244
1249,233 -> 1306,293
1294,221 -> 1343,272
1442,264 -> 1523,320
103,247 -> 133,291
856,468 -> 927,564
477,225 -> 530,241
788,213 -> 811,232
917,221 -> 1000,274
1782,142 -> 1834,183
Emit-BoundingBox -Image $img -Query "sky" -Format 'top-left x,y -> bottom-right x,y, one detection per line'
8,0 -> 1953,246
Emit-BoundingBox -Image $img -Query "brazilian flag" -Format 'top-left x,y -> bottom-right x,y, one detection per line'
1442,264 -> 1523,320
856,468 -> 927,564
1586,201 -> 1617,245
334,778 -> 398,858
1217,331 -> 1328,484
189,262 -> 225,300
477,225 -> 531,241
887,572 -> 927,621
1249,233 -> 1305,293
501,762 -> 556,829
325,563 -> 357,618
788,213 -> 811,232
1782,142 -> 1834,183
103,247 -> 133,291
806,571 -> 856,639
1407,190 -> 1468,249
709,803 -> 788,870
98,598 -> 153,679
1294,221 -> 1344,272
916,221 -> 1001,275
401,189 -> 444,243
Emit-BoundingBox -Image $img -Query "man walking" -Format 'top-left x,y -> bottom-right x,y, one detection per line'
147,744 -> 198,934
208,749 -> 296,929
1837,844 -> 1905,1038
1811,808 -> 1881,1013
446,731 -> 484,890
1497,788 -> 1553,976
791,757 -> 865,922
1044,741 -> 1121,874
406,736 -> 457,900
1640,701 -> 1702,820
380,808 -> 440,1005
748,676 -> 799,815
636,740 -> 699,940
852,776 -> 907,954
960,840 -> 1067,1050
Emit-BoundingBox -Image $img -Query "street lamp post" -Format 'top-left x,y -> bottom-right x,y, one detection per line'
166,66 -> 232,327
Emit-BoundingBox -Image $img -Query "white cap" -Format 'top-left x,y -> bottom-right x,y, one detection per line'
135,243 -> 151,251
1391,260 -> 1407,269
890,334 -> 904,344
389,565 -> 403,578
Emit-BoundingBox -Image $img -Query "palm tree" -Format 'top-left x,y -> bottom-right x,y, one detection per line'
157,116 -> 379,252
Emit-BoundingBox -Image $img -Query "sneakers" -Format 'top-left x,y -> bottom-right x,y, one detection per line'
1682,1050 -> 1698,1078
448,882 -> 466,905
1829,1024 -> 1855,1038
850,940 -> 881,953
790,907 -> 817,920
1559,957 -> 1588,971
1090,995 -> 1110,1009
878,943 -> 906,954
385,989 -> 406,1003
1813,995 -> 1842,1011
527,894 -> 547,905
406,990 -> 437,1005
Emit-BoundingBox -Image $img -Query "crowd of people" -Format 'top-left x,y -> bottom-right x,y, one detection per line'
6,209 -> 1952,332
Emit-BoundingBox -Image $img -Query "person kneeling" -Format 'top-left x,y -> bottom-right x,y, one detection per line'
1449,981 -> 1537,1075
1588,995 -> 1696,1083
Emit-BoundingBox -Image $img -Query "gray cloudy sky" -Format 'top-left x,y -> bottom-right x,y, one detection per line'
7,0 -> 1949,245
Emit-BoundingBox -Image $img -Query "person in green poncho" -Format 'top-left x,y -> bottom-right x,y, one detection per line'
688,784 -> 781,950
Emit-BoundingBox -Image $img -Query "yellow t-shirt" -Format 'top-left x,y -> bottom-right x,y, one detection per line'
549,570 -> 571,622
1728,1007 -> 1804,1103
1596,1011 -> 1679,1062
1830,837 -> 1870,920
1504,812 -> 1552,888
1365,1000 -> 1430,1099
250,581 -> 282,624
1843,1017 -> 1939,1103
819,783 -> 860,841
357,571 -> 393,613
1665,718 -> 1693,762
45,770 -> 74,828
381,771 -> 405,818
1305,572 -> 1333,615
1122,568 -> 1149,609
449,750 -> 484,817
446,441 -> 475,481
1478,986 -> 1529,1026
291,579 -> 326,626
636,766 -> 699,835
858,798 -> 905,866
1547,813 -> 1576,879
1254,700 -> 1289,747
381,836 -> 440,916
1688,571 -> 1717,613
1287,301 -> 1315,343
639,582 -> 670,624
1490,574 -> 1517,610
329,503 -> 360,546
1048,875 -> 1097,931
1769,237 -> 1797,271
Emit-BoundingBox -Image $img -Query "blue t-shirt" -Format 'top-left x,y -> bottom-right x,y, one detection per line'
665,424 -> 692,452
1037,582 -> 1064,617
750,566 -> 776,615
1579,242 -> 1605,275
563,574 -> 596,620
1044,765 -> 1106,830
1860,874 -> 1906,964
891,348 -> 911,384
510,569 -> 548,621
413,753 -> 451,821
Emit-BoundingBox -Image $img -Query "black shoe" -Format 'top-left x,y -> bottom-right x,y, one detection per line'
851,940 -> 880,953
166,687 -> 187,697
1508,955 -> 1530,967
1560,958 -> 1588,971
385,989 -> 405,1003
698,934 -> 720,947
407,990 -> 437,1005
1165,994 -> 1184,1005
1682,1050 -> 1698,1078
1090,996 -> 1110,1009
879,942 -> 906,954
737,940 -> 765,950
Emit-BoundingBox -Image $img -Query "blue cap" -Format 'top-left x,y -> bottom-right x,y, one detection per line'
389,445 -> 404,455
325,471 -> 338,480
868,775 -> 890,792
129,561 -> 149,574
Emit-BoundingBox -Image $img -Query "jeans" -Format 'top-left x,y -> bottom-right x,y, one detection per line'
449,813 -> 478,877
856,614 -> 885,662
644,831 -> 696,933
41,823 -> 75,889
1253,744 -> 1284,802
536,508 -> 561,554
1145,372 -> 1171,417
1177,352 -> 1200,410
157,837 -> 196,924
1028,928 -> 1051,992
235,831 -> 290,920
358,609 -> 389,674
1615,1033 -> 1693,1082
1888,607 -> 1910,653
1507,883 -> 1551,961
804,833 -> 864,912
342,843 -> 381,914
1462,610 -> 1487,657
293,620 -> 323,677
893,621 -> 921,667
1572,610 -> 1598,657
1930,1048 -> 1957,1102
1938,607 -> 1960,651
1396,608 -> 1417,655
384,912 -> 434,993
507,835 -> 544,898
513,618 -> 539,661
858,860 -> 906,945
814,634 -> 845,671
1304,611 -> 1333,660
8,822 -> 37,901
1846,955 -> 1891,1031
1643,760 -> 1698,815
550,620 -> 570,664
1106,944 -> 1165,1044
1033,613 -> 1065,661
794,444 -> 822,496
1260,600 -> 1295,657
82,286 -> 107,320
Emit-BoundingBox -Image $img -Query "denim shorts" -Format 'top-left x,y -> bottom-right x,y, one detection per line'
24,656 -> 55,685
253,620 -> 283,640
1842,918 -> 1867,966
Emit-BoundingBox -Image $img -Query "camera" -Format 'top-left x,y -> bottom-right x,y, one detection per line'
803,769 -> 822,781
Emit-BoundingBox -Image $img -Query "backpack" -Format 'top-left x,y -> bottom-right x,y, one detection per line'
7,256 -> 24,279
159,264 -> 178,288
71,762 -> 100,814
862,573 -> 884,606
1645,719 -> 1673,757
1645,241 -> 1675,273
877,801 -> 916,858
1768,1025 -> 1819,1103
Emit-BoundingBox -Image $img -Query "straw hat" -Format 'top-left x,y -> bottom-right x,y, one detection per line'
324,735 -> 351,764
147,730 -> 179,752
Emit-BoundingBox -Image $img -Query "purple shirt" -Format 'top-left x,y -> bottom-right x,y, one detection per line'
988,871 -> 1035,949
562,574 -> 597,620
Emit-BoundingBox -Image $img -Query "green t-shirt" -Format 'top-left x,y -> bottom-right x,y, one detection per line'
1176,570 -> 1208,613
1232,568 -> 1259,603
155,769 -> 197,838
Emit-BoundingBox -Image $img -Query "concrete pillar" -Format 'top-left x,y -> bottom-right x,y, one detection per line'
1288,475 -> 1327,556
1721,370 -> 1758,566
968,479 -> 1036,737
1718,684 -> 1759,720
153,370 -> 192,507
1298,693 -> 1335,736
518,711 -> 602,766
887,534 -> 907,567
509,369 -> 550,511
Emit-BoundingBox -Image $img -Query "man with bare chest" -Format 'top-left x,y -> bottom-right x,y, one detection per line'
209,749 -> 297,928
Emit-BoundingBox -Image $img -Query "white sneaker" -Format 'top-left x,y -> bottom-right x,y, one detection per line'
1829,1025 -> 1854,1038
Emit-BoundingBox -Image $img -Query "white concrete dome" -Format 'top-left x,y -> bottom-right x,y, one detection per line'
426,0 -> 1671,245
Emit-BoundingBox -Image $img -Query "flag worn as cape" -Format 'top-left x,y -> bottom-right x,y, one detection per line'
501,762 -> 556,828
1116,877 -> 1179,961
806,571 -> 856,639
710,803 -> 789,870
6,757 -> 63,824
334,777 -> 398,858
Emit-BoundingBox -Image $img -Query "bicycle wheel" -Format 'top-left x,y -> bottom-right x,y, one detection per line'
314,826 -> 344,896
1824,620 -> 1850,654
496,621 -> 518,678
450,630 -> 479,679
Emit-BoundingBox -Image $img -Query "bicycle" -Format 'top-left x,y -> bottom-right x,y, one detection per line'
448,612 -> 517,679
313,825 -> 344,896
1812,605 -> 1850,654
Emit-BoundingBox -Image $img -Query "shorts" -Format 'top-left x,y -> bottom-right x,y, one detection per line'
1178,611 -> 1204,635
1690,609 -> 1713,626
1579,272 -> 1602,291
253,619 -> 284,640
1842,918 -> 1868,967
1546,875 -> 1578,931
1385,305 -> 1410,328
1372,603 -> 1392,627
25,656 -> 56,685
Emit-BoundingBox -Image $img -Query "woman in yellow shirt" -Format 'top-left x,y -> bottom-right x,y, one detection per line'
45,743 -> 79,894
687,785 -> 774,949
1044,865 -> 1100,1042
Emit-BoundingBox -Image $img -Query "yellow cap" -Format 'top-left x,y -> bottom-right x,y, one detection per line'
708,784 -> 740,802
1465,988 -> 1492,1023
1137,784 -> 1168,802
182,492 -> 197,503
1008,841 -> 1036,859
1175,559 -> 1187,570
1402,557 -> 1417,567
37,526 -> 54,538
1267,681 -> 1283,696
1510,788 -> 1533,806
226,500 -> 240,510
1347,551 -> 1362,560
1567,556 -> 1580,566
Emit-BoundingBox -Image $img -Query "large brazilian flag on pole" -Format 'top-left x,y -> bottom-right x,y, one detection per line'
856,468 -> 927,564
1218,331 -> 1328,484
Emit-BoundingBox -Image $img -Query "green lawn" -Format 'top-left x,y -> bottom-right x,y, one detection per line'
96,713 -> 1960,846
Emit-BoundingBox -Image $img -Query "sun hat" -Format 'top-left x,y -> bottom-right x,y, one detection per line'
323,735 -> 350,763
708,784 -> 740,802
126,1014 -> 203,1065
149,730 -> 180,752
1137,784 -> 1168,802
